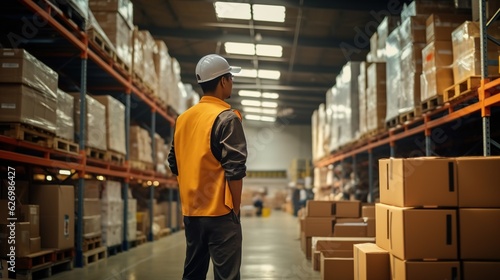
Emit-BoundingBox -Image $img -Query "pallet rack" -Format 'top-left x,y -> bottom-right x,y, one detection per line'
314,0 -> 500,202
0,0 -> 181,267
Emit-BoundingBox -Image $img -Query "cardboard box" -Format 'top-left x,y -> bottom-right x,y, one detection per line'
0,49 -> 58,96
29,237 -> 41,254
333,223 -> 367,237
31,185 -> 75,250
366,217 -> 376,237
0,84 -> 58,133
426,14 -> 470,43
313,251 -> 321,271
303,217 -> 335,237
0,222 -> 30,257
362,205 -> 375,218
353,243 -> 390,280
306,200 -> 333,217
334,201 -> 361,218
321,252 -> 354,280
459,209 -> 500,260
319,250 -> 354,276
20,205 -> 39,238
376,203 -> 457,260
80,199 -> 102,217
379,158 -> 458,207
301,232 -> 312,260
462,261 -> 500,280
314,237 -> 376,252
79,180 -> 102,199
456,156 -> 500,207
400,16 -> 428,47
391,256 -> 460,280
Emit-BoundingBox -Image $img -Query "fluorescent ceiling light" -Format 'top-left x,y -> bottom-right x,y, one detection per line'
262,108 -> 278,115
237,69 -> 258,78
253,4 -> 286,22
239,90 -> 261,97
241,99 -> 261,106
245,114 -> 261,121
260,116 -> 276,122
262,101 -> 278,108
225,42 -> 255,55
242,107 -> 277,115
258,70 -> 281,79
256,44 -> 282,57
244,114 -> 276,122
59,169 -> 71,175
262,92 -> 279,99
214,2 -> 251,20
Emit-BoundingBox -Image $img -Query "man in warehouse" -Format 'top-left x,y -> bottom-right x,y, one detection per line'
168,54 -> 247,280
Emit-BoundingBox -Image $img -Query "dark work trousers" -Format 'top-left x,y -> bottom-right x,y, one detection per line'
182,211 -> 242,280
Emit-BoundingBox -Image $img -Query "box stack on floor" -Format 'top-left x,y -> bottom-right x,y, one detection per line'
357,156 -> 500,280
79,181 -> 103,245
299,200 -> 377,279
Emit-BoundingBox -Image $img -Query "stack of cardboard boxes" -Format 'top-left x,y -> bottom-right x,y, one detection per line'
72,93 -> 108,151
374,157 -> 500,279
79,181 -> 102,240
93,95 -> 127,156
101,181 -> 124,247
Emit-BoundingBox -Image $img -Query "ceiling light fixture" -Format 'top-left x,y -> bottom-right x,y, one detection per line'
214,2 -> 251,20
262,92 -> 279,99
262,101 -> 278,108
258,70 -> 281,80
224,42 -> 282,58
244,114 -> 276,122
256,44 -> 282,57
253,4 -> 286,22
239,90 -> 261,97
241,99 -> 261,106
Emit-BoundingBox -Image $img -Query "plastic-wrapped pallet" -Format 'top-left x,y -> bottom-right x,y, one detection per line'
89,0 -> 134,28
56,89 -> 74,141
400,0 -> 455,22
366,63 -> 387,132
375,16 -> 400,61
385,27 -> 402,123
101,180 -> 123,247
331,62 -> 361,149
358,62 -> 368,136
451,21 -> 500,83
0,49 -> 58,133
139,29 -> 159,97
317,103 -> 326,159
129,125 -> 153,164
93,95 -> 126,155
400,42 -> 426,114
311,110 -> 319,161
127,198 -> 137,241
72,93 -> 107,150
153,40 -> 172,107
168,58 -> 183,114
421,41 -> 453,101
324,88 -> 334,153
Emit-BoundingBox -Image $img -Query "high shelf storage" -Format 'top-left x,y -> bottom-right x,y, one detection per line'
313,0 -> 500,202
0,0 -> 180,268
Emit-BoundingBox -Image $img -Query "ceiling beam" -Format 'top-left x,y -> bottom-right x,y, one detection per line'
145,26 -> 360,49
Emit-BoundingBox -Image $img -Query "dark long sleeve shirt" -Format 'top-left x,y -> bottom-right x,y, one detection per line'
168,110 -> 247,181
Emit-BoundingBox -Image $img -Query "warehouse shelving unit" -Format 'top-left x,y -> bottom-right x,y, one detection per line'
0,0 -> 180,267
314,0 -> 500,202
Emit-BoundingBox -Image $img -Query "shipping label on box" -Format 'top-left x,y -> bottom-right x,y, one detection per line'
379,158 -> 458,207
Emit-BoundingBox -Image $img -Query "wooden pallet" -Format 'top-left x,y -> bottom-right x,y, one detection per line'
385,116 -> 400,129
85,147 -> 106,161
53,137 -> 79,154
87,28 -> 114,60
83,236 -> 102,252
53,248 -> 74,262
361,127 -> 386,140
398,107 -> 422,124
107,244 -> 123,257
14,262 -> 53,280
16,249 -> 55,270
0,123 -> 54,148
421,95 -> 443,113
82,246 -> 107,266
443,76 -> 485,102
105,150 -> 125,165
154,228 -> 172,240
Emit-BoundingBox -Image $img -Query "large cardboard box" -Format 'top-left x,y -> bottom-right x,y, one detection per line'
0,84 -> 58,133
321,252 -> 354,280
362,205 -> 375,218
20,205 -> 39,238
366,217 -> 376,237
379,158 -> 457,207
314,250 -> 353,272
303,217 -> 335,237
79,180 -> 102,199
459,209 -> 500,260
306,200 -> 334,217
31,185 -> 75,250
301,232 -> 313,260
462,261 -> 500,280
333,223 -> 367,237
80,199 -> 102,217
376,203 -> 457,260
29,237 -> 41,254
426,14 -> 470,43
391,256 -> 460,280
421,41 -> 454,101
353,243 -> 390,280
334,201 -> 361,218
456,156 -> 500,207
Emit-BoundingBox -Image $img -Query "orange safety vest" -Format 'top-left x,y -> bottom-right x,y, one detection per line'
174,96 -> 236,216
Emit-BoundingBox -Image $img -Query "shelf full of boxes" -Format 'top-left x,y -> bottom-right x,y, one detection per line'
304,0 -> 500,279
0,0 -> 193,275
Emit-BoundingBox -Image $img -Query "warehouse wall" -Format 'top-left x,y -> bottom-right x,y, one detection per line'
243,123 -> 312,170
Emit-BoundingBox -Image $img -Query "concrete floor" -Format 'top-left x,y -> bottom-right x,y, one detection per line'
50,210 -> 320,280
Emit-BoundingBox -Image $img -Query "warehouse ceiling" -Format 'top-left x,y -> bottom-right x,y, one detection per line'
132,0 -> 412,125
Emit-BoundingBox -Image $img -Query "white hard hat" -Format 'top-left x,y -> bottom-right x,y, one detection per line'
195,54 -> 241,83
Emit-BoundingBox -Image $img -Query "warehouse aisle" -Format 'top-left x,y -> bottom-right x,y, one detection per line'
50,210 -> 320,280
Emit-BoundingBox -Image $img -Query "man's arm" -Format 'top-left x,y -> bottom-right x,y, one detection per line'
228,179 -> 242,215
167,127 -> 178,176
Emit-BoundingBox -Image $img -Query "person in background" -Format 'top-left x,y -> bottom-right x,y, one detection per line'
168,54 -> 247,280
